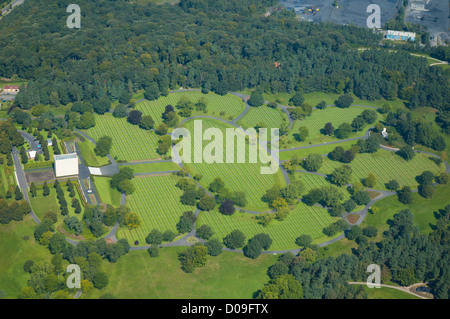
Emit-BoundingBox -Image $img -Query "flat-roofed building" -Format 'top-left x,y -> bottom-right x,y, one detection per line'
386,30 -> 416,41
54,153 -> 79,177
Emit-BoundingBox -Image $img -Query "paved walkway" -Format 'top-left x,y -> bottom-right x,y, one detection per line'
348,282 -> 430,299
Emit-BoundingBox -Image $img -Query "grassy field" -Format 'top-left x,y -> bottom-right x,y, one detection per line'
94,176 -> 122,207
319,150 -> 444,190
120,161 -> 179,174
116,175 -> 196,245
236,104 -> 288,130
28,182 -> 89,240
279,140 -> 356,160
77,139 -> 110,167
0,160 -> 15,198
0,215 -> 51,298
196,202 -> 339,251
363,183 -> 450,238
318,238 -> 357,259
238,89 -> 406,110
182,118 -> 286,211
135,91 -> 245,126
296,172 -> 353,203
363,286 -> 420,299
86,113 -> 160,162
286,106 -> 380,147
83,247 -> 276,299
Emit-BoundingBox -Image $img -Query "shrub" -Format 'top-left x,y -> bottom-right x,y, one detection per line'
197,224 -> 214,240
353,190 -> 371,206
147,245 -> 159,258
223,230 -> 246,250
295,234 -> 312,248
386,179 -> 400,191
145,229 -> 163,245
267,262 -> 289,279
363,226 -> 378,238
206,238 -> 223,256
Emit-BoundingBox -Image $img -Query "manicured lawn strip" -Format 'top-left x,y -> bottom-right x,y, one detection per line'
286,106 -> 380,147
183,119 -> 286,211
94,176 -> 121,207
0,163 -> 15,197
197,202 -> 338,251
82,247 -> 276,299
296,172 -> 351,201
116,175 -> 196,245
279,140 -> 355,160
86,114 -> 160,161
135,91 -> 245,126
77,139 -> 110,167
238,89 -> 406,110
29,183 -> 84,222
319,150 -> 443,190
0,215 -> 52,298
123,161 -> 179,174
236,104 -> 288,130
318,238 -> 358,259
363,286 -> 420,299
363,183 -> 450,237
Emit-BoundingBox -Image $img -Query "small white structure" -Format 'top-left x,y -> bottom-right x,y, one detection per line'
27,150 -> 36,160
382,128 -> 388,139
54,153 -> 79,178
47,139 -> 53,146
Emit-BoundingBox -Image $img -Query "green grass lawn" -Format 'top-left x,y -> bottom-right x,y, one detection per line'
363,183 -> 450,238
77,139 -> 110,167
121,161 -> 180,174
318,238 -> 358,259
236,104 -> 288,130
0,215 -> 51,298
0,161 -> 15,198
135,91 -> 245,126
197,201 -> 339,251
238,89 -> 406,110
116,175 -> 196,245
82,247 -> 276,299
29,182 -> 85,223
319,150 -> 444,190
363,286 -> 420,299
86,113 -> 160,162
286,106 -> 380,148
296,172 -> 356,207
279,140 -> 356,161
182,118 -> 286,211
94,176 -> 122,207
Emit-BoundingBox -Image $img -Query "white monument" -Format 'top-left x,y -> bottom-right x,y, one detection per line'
54,153 -> 79,177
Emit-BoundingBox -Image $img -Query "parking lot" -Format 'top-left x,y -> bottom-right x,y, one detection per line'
405,0 -> 450,43
279,0 -> 401,28
0,93 -> 16,101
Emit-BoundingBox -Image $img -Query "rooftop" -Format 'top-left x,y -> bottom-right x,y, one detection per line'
54,153 -> 78,161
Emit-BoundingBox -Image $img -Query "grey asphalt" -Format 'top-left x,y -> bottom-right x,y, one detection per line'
0,0 -> 24,16
11,147 -> 41,224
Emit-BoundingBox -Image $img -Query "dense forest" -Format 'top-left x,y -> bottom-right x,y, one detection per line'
0,0 -> 447,114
